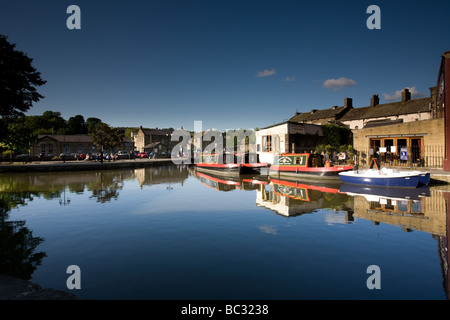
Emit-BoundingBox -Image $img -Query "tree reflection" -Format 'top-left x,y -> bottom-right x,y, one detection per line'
87,171 -> 124,203
0,195 -> 46,280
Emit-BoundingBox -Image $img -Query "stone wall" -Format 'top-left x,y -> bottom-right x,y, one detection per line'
353,118 -> 444,168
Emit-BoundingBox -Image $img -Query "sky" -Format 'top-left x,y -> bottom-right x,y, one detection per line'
1,0 -> 449,132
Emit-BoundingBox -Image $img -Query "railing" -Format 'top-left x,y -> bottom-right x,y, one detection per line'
355,144 -> 445,168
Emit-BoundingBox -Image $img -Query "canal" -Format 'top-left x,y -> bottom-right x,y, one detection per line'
0,164 -> 448,300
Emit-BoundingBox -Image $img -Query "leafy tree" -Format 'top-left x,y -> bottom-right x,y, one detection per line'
90,122 -> 123,162
321,123 -> 352,149
0,34 -> 46,120
41,110 -> 67,134
86,117 -> 102,133
67,115 -> 87,134
0,118 -> 36,159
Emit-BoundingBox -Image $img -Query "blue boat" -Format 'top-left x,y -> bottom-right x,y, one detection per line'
416,171 -> 431,186
338,168 -> 421,188
338,158 -> 430,188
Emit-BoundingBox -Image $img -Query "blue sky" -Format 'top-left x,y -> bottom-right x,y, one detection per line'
1,0 -> 449,131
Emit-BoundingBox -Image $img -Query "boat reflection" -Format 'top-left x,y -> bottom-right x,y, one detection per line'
256,177 -> 353,218
193,170 -> 268,192
340,183 -> 431,201
341,183 -> 446,236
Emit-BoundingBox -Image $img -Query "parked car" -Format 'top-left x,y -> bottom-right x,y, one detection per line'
117,150 -> 130,159
138,152 -> 149,158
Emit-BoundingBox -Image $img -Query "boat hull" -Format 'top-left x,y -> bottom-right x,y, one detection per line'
269,164 -> 354,180
339,171 -> 421,188
417,172 -> 430,186
195,163 -> 243,176
195,163 -> 269,176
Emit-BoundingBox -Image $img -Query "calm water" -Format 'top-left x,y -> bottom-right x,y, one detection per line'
1,164 -> 448,300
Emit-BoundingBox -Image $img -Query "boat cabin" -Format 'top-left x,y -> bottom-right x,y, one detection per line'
274,153 -> 325,168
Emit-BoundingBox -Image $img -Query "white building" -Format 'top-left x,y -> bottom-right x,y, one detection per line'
256,121 -> 323,164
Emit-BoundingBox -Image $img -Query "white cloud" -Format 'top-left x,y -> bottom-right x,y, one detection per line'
383,86 -> 425,101
322,77 -> 356,91
258,224 -> 277,235
283,76 -> 296,82
256,68 -> 276,78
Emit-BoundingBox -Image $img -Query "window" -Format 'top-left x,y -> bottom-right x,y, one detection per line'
48,145 -> 53,154
77,145 -> 82,153
40,144 -> 46,154
65,145 -> 70,153
267,135 -> 272,152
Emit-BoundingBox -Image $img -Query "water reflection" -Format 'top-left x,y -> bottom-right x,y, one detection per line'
1,165 -> 449,299
256,178 -> 353,218
193,169 -> 450,299
0,194 -> 46,280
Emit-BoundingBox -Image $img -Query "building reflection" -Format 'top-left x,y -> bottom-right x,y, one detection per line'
342,183 -> 449,299
256,178 -> 353,218
191,169 -> 269,192
135,164 -> 189,189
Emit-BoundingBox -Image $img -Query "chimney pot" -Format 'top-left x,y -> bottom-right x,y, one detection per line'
344,98 -> 352,108
371,94 -> 379,107
402,88 -> 411,102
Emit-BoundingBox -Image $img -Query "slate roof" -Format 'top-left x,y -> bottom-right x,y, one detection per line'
37,135 -> 93,143
37,135 -> 133,143
289,106 -> 350,122
140,128 -> 173,136
339,97 -> 431,122
289,97 -> 431,124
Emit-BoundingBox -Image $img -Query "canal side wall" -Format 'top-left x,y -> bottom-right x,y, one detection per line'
0,159 -> 180,173
1,158 -> 450,185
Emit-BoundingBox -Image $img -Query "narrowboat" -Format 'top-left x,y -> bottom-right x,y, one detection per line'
269,153 -> 354,179
195,171 -> 268,192
195,153 -> 269,176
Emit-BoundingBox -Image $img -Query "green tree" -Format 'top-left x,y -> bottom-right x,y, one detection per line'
0,118 -> 36,160
86,117 -> 102,133
0,35 -> 46,120
40,111 -> 67,134
321,123 -> 352,149
90,122 -> 123,162
67,115 -> 87,134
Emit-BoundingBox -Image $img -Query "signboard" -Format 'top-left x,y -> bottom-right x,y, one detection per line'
400,148 -> 408,161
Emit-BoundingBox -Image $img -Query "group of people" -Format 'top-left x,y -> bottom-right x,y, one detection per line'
318,150 -> 348,165
84,152 -> 118,162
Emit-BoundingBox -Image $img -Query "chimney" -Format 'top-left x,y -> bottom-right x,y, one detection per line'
370,94 -> 379,107
402,88 -> 411,102
344,98 -> 352,108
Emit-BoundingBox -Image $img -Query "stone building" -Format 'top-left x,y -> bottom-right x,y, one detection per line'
338,88 -> 434,130
31,134 -> 134,157
289,98 -> 354,125
352,118 -> 444,168
288,86 -> 441,168
134,126 -> 173,154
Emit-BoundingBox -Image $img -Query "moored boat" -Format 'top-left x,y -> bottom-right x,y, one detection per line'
269,153 -> 354,179
338,167 -> 429,188
195,152 -> 269,176
338,158 -> 430,188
